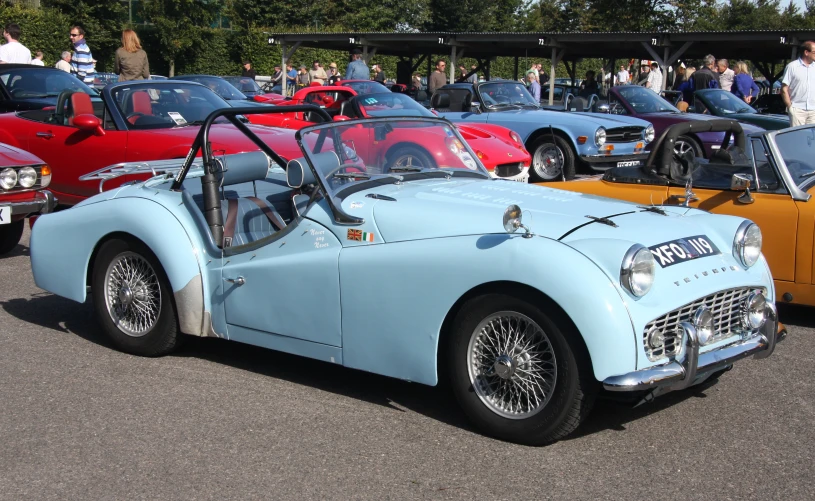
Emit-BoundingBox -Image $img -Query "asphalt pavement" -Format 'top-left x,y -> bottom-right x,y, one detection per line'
1,226 -> 813,500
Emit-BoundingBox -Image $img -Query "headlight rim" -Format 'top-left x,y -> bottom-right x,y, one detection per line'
595,127 -> 607,147
733,220 -> 762,268
0,167 -> 18,190
741,291 -> 767,330
644,124 -> 655,143
18,166 -> 37,189
620,244 -> 656,298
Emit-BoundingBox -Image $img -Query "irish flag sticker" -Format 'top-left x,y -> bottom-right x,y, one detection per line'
347,229 -> 374,242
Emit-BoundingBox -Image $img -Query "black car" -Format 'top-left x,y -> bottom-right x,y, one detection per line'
223,76 -> 265,98
752,93 -> 786,115
0,64 -> 100,112
170,75 -> 256,104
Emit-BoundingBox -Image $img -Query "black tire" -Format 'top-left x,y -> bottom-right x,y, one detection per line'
447,294 -> 594,445
385,145 -> 436,171
0,219 -> 24,255
674,135 -> 703,158
528,135 -> 576,182
91,238 -> 179,356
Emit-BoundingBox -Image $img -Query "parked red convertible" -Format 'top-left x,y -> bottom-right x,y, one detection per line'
0,142 -> 56,254
0,80 -> 305,206
246,86 -> 531,181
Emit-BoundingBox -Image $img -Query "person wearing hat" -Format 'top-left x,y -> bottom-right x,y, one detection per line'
242,60 -> 257,80
327,62 -> 342,85
270,65 -> 283,93
345,48 -> 369,81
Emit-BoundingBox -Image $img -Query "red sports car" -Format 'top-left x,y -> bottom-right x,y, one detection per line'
0,142 -> 57,254
246,86 -> 531,181
0,80 -> 305,206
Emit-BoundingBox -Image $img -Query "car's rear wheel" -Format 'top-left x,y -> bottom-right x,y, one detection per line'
91,238 -> 179,356
0,219 -> 25,255
448,294 -> 593,445
528,135 -> 576,182
386,145 -> 435,171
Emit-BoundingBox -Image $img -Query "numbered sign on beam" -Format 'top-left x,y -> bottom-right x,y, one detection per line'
780,36 -> 786,44
651,38 -> 658,45
267,37 -> 275,45
349,37 -> 356,44
438,37 -> 446,45
538,38 -> 546,46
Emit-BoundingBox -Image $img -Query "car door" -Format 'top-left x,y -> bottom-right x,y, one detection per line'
24,113 -> 127,205
221,218 -> 343,347
666,137 -> 798,282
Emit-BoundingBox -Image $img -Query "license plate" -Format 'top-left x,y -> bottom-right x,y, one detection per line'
617,160 -> 641,167
649,235 -> 720,267
0,206 -> 9,225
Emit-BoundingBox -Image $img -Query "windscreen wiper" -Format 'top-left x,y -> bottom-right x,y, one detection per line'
798,171 -> 815,180
333,172 -> 371,179
389,166 -> 423,172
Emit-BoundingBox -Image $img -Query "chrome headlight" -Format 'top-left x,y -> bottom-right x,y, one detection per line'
741,291 -> 767,330
733,221 -> 762,268
18,166 -> 37,188
693,307 -> 715,346
644,124 -> 655,143
0,168 -> 17,190
595,127 -> 606,146
620,244 -> 655,297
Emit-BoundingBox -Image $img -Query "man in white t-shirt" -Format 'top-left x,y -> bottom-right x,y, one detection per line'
615,65 -> 629,86
0,23 -> 32,64
30,51 -> 44,66
646,62 -> 663,91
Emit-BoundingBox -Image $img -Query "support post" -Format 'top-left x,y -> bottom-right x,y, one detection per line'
427,54 -> 432,83
450,46 -> 456,84
281,41 -> 301,96
662,47 -> 669,91
485,58 -> 491,81
514,56 -> 519,81
281,42 -> 287,96
410,54 -> 427,73
549,48 -> 564,106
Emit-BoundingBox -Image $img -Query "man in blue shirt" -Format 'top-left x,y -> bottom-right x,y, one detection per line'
781,40 -> 815,126
344,48 -> 369,81
526,71 -> 541,102
69,25 -> 94,85
285,63 -> 297,96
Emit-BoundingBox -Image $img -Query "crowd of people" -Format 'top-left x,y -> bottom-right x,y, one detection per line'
0,21 -> 151,83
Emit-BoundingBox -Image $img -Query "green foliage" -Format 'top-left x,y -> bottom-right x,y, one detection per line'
0,3 -> 70,67
41,0 -> 127,71
139,0 -> 220,75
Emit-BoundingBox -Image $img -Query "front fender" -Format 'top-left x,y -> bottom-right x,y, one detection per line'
30,197 -> 209,336
338,234 -> 636,386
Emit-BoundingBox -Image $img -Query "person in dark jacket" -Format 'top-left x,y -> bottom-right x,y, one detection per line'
242,60 -> 257,80
691,55 -> 719,91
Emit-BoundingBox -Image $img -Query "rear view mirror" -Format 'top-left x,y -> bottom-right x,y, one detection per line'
73,114 -> 105,136
731,173 -> 754,204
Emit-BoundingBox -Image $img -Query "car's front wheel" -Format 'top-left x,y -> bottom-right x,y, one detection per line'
448,294 -> 593,445
528,135 -> 576,182
0,219 -> 24,255
91,238 -> 179,356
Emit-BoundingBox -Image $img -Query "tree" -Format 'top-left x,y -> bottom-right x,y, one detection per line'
41,0 -> 127,71
139,0 -> 220,76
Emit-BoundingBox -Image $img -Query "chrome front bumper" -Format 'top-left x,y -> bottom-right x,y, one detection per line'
489,166 -> 530,182
5,190 -> 58,217
603,302 -> 785,393
579,151 -> 648,169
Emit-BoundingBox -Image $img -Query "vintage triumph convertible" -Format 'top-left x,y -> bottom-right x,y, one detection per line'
29,107 -> 784,445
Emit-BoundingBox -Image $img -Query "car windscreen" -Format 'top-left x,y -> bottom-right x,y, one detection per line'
775,126 -> 815,187
299,118 -> 490,199
173,76 -> 248,101
224,76 -> 262,95
618,86 -> 679,113
702,91 -> 756,115
355,93 -> 433,117
344,81 -> 390,95
111,83 -> 230,129
0,68 -> 99,99
478,82 -> 539,108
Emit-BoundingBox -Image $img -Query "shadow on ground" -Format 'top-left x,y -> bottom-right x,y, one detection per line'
2,292 -> 728,445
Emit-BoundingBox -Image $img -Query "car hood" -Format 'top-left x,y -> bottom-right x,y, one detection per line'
364,178 -> 724,248
491,109 -> 649,128
0,141 -> 44,166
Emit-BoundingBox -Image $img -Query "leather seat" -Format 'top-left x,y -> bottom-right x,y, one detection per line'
339,100 -> 357,118
128,91 -> 153,124
67,93 -> 95,125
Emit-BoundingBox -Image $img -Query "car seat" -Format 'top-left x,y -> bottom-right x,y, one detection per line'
676,101 -> 689,112
127,91 -> 153,124
431,93 -> 452,112
67,93 -> 95,125
339,100 -> 357,118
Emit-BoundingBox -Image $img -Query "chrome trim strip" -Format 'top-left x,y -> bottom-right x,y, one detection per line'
4,191 -> 56,215
603,303 -> 781,392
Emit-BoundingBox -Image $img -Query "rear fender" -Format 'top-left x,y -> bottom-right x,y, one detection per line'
30,197 -> 214,337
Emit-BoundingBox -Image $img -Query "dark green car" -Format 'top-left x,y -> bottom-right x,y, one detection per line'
691,89 -> 789,130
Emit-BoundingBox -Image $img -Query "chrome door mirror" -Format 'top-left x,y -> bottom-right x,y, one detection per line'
469,101 -> 481,114
731,173 -> 755,204
596,103 -> 610,113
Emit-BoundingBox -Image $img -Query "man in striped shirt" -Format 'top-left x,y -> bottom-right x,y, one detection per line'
69,26 -> 94,85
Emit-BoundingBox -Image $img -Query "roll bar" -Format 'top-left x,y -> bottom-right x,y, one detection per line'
168,104 -> 330,245
644,119 -> 745,176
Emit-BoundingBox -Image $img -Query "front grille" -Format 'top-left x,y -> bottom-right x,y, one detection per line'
606,126 -> 645,143
643,287 -> 765,361
494,162 -> 524,178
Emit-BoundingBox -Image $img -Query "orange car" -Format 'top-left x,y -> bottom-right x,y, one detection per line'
547,120 -> 815,307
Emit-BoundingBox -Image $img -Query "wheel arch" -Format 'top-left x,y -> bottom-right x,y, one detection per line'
384,141 -> 437,167
437,280 -> 594,382
524,127 -> 577,153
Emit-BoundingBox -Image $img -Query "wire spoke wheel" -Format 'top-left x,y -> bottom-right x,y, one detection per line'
533,143 -> 564,179
467,311 -> 557,419
104,251 -> 162,337
392,153 -> 427,169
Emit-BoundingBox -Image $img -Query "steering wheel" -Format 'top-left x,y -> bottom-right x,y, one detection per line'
126,112 -> 147,124
608,102 -> 623,114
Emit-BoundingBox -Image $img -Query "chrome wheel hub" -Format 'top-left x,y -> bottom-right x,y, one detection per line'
392,154 -> 426,169
104,251 -> 161,338
467,311 -> 557,419
533,144 -> 563,179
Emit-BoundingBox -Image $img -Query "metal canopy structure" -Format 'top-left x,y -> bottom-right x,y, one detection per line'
268,30 -> 815,99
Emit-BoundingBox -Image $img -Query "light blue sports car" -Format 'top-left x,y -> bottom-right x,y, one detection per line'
30,108 -> 784,445
432,81 -> 656,182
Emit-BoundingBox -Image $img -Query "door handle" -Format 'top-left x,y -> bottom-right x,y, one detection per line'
224,276 -> 245,286
36,132 -> 54,139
